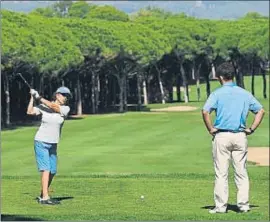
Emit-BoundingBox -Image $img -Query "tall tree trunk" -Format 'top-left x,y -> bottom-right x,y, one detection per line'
261,64 -> 267,99
251,61 -> 255,96
39,75 -> 44,95
112,78 -> 117,106
142,78 -> 148,105
211,63 -> 216,79
176,74 -> 181,102
124,75 -> 128,111
118,77 -> 124,113
147,78 -> 151,104
49,80 -> 53,100
168,82 -> 173,103
91,71 -> 96,114
186,83 -> 189,100
76,75 -> 82,115
196,64 -> 202,101
31,75 -> 34,88
95,74 -> 100,113
196,77 -> 201,102
238,66 -> 245,89
104,77 -> 109,111
154,64 -> 165,104
180,63 -> 189,103
137,73 -> 142,111
233,62 -> 244,88
191,61 -> 196,80
17,80 -> 21,113
205,69 -> 211,98
234,65 -> 240,86
3,72 -> 10,127
83,81 -> 87,113
232,61 -> 239,85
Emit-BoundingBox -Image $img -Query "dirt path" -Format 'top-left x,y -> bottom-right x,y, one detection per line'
151,106 -> 198,112
248,147 -> 269,166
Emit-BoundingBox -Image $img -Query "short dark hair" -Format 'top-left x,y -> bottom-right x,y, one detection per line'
216,62 -> 235,80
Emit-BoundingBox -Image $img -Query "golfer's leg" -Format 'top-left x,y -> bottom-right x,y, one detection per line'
34,141 -> 50,199
41,171 -> 50,199
212,134 -> 231,211
232,133 -> 249,209
48,144 -> 57,189
48,173 -> 55,189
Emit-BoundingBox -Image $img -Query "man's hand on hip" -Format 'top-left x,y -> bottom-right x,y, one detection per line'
244,128 -> 254,135
209,128 -> 218,136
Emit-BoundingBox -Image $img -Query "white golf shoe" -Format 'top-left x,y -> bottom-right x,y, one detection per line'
239,206 -> 250,213
209,208 -> 227,214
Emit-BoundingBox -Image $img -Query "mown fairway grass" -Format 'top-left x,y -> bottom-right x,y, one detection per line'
1,76 -> 269,221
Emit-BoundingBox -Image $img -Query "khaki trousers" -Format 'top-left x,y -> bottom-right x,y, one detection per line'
212,132 -> 249,211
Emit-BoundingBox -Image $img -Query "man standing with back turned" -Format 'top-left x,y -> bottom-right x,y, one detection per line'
202,62 -> 265,214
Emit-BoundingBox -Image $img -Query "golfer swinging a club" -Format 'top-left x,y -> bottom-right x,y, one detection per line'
202,62 -> 265,214
27,86 -> 71,205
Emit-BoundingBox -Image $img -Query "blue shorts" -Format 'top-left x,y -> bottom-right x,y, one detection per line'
34,140 -> 58,174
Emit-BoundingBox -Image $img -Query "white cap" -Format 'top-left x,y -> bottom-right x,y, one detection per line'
56,86 -> 71,96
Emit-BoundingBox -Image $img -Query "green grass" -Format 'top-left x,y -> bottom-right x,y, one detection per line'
2,175 -> 269,221
1,76 -> 269,221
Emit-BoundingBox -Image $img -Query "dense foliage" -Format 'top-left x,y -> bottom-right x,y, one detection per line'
1,3 -> 269,126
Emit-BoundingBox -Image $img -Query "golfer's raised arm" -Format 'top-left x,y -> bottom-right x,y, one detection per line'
30,87 -> 71,117
27,95 -> 40,115
38,98 -> 70,117
26,95 -> 34,115
39,98 -> 61,113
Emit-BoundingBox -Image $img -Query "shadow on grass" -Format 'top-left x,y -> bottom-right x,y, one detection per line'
202,204 -> 259,213
52,196 -> 74,202
31,196 -> 74,203
1,214 -> 46,221
247,161 -> 258,166
67,116 -> 85,120
67,106 -> 152,119
1,121 -> 40,131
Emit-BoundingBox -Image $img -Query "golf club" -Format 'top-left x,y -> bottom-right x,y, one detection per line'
17,73 -> 32,89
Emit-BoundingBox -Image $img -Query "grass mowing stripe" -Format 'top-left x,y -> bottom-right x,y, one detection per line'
2,169 -> 269,180
2,177 -> 269,221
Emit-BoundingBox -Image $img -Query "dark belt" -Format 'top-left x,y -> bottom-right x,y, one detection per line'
216,129 -> 243,133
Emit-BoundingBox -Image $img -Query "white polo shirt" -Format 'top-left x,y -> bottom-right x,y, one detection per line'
33,104 -> 70,144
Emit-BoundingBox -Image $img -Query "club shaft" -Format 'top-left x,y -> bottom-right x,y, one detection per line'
18,73 -> 31,88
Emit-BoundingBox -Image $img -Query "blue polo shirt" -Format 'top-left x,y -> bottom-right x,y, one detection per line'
203,82 -> 263,132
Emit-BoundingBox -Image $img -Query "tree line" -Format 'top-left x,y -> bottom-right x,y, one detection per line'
1,2 -> 269,127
